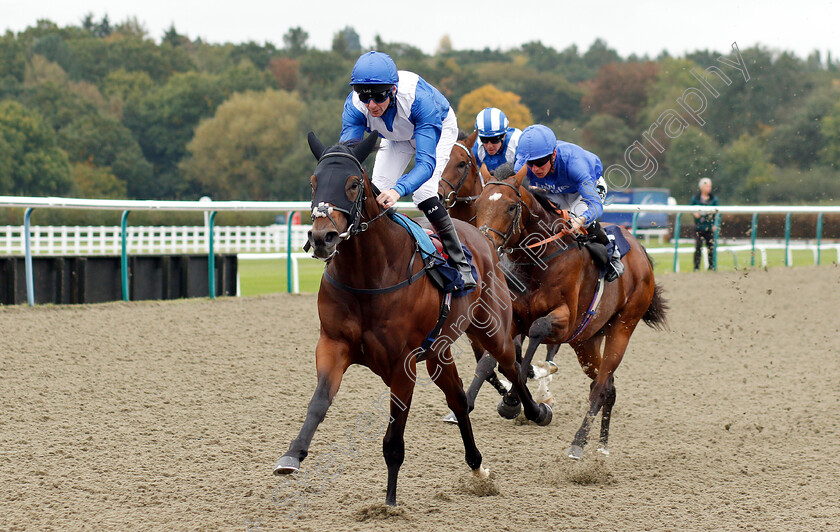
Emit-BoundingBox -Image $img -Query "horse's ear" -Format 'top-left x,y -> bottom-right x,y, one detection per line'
512,165 -> 529,187
466,130 -> 478,149
352,133 -> 379,164
479,163 -> 492,183
307,131 -> 326,160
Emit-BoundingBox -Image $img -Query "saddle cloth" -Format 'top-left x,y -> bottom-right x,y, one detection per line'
593,225 -> 632,278
388,212 -> 477,295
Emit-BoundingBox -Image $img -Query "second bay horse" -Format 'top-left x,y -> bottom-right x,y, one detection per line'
473,169 -> 668,458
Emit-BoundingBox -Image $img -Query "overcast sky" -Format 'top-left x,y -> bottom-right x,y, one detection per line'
4,0 -> 839,61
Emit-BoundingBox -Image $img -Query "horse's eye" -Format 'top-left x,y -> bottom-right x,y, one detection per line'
508,204 -> 516,213
351,182 -> 359,190
459,161 -> 466,168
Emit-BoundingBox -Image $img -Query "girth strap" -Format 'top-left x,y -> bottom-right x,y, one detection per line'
414,292 -> 453,362
566,277 -> 605,343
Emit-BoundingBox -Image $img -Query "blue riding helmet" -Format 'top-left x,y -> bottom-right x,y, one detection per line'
475,107 -> 509,137
518,124 -> 557,160
350,51 -> 399,85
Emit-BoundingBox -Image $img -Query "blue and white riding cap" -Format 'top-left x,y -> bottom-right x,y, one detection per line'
517,124 -> 557,161
475,107 -> 509,137
350,51 -> 399,86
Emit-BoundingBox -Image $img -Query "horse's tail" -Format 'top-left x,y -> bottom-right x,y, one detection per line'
641,248 -> 668,331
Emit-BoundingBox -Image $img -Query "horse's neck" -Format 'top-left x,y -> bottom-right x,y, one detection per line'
513,191 -> 577,262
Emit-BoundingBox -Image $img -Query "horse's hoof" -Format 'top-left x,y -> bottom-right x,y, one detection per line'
273,456 -> 300,475
597,446 -> 610,457
536,404 -> 553,426
472,465 -> 490,479
442,410 -> 458,424
566,445 -> 584,460
497,397 -> 522,419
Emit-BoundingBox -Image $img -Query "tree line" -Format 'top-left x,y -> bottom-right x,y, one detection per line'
2,15 -> 839,219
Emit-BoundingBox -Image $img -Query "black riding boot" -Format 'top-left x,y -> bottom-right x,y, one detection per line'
419,196 -> 477,290
589,221 -> 624,282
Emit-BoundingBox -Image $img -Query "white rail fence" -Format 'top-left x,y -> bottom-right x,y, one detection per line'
0,224 -> 311,255
1,196 -> 839,300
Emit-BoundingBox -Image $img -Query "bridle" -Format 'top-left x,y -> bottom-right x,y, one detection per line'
478,180 -> 526,255
307,151 -> 392,260
439,142 -> 485,210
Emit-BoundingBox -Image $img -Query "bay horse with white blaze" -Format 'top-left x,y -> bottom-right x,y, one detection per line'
473,169 -> 668,459
273,132 -> 552,506
438,133 -> 561,415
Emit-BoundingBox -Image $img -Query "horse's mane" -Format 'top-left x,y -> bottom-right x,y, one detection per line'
491,163 -> 567,221
528,187 -> 565,217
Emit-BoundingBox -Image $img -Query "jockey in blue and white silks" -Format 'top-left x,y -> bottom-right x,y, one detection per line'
514,124 -> 624,281
339,51 -> 475,289
471,107 -> 521,172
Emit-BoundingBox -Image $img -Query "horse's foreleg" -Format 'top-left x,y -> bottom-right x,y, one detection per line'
567,329 -> 630,460
383,370 -> 415,507
428,352 -> 486,476
274,339 -> 349,475
443,346 -> 499,424
491,335 -> 553,426
545,343 -> 561,364
520,307 -> 570,386
598,375 -> 617,455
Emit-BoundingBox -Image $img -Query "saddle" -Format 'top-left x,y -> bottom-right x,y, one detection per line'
388,212 -> 477,295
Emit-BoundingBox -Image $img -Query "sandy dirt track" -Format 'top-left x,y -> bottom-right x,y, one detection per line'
2,265 -> 839,531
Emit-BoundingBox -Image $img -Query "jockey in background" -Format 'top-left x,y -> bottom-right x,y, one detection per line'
340,51 -> 476,289
514,124 -> 624,282
472,107 -> 522,173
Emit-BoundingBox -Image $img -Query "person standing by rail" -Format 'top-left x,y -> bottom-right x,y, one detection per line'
690,177 -> 719,271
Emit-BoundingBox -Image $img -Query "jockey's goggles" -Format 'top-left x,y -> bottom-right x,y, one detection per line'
479,134 -> 504,145
356,88 -> 392,104
526,153 -> 553,168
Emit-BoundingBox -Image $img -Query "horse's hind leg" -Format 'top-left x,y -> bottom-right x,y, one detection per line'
427,351 -> 486,476
383,370 -> 415,506
274,339 -> 350,474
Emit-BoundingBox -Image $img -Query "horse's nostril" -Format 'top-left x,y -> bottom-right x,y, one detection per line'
324,232 -> 338,244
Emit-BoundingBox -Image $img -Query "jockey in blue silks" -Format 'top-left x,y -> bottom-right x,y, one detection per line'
514,124 -> 624,281
340,51 -> 476,289
472,107 -> 522,173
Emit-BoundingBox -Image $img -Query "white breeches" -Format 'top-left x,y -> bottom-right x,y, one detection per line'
371,108 -> 458,206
